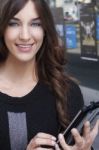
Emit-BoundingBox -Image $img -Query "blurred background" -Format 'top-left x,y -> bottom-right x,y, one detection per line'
47,0 -> 99,104
47,0 -> 99,149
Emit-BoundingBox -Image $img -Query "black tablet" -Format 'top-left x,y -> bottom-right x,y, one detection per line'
57,101 -> 99,145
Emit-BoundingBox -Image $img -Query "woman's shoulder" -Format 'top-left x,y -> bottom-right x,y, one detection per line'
66,78 -> 84,121
65,77 -> 83,97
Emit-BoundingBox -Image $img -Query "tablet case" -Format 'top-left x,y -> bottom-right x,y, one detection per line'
62,101 -> 99,145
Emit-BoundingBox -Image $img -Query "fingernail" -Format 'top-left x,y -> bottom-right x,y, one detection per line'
58,133 -> 63,139
52,136 -> 56,141
71,128 -> 77,134
85,121 -> 90,125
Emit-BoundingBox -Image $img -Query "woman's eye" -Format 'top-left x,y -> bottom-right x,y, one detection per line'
31,22 -> 42,27
8,22 -> 19,27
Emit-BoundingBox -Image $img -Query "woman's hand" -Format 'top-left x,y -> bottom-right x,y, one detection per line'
56,120 -> 99,150
26,132 -> 56,150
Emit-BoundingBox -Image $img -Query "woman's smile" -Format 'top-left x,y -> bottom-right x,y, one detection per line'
15,43 -> 34,52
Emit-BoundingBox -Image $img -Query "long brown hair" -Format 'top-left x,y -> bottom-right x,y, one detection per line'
0,0 -> 70,128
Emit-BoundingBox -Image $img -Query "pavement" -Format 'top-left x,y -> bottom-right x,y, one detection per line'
66,53 -> 99,149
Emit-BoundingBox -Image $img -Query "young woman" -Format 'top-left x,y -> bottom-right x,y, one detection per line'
0,0 -> 98,150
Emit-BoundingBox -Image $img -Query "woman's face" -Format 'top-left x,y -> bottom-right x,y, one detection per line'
4,0 -> 44,62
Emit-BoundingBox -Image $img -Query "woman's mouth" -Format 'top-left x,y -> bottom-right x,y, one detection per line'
16,44 -> 33,52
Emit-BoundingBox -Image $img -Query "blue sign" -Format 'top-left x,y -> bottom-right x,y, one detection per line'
65,25 -> 77,49
96,15 -> 99,40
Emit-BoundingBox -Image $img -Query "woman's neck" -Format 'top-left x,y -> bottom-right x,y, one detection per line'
0,56 -> 38,84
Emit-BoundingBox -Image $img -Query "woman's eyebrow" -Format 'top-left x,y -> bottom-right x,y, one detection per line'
31,17 -> 41,22
10,17 -> 20,21
10,17 -> 41,22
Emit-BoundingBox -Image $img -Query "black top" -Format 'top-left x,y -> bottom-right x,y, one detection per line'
0,80 -> 84,150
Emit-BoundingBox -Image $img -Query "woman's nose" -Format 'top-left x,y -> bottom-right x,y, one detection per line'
19,26 -> 31,41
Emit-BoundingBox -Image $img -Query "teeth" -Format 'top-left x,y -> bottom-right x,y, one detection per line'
17,44 -> 32,48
